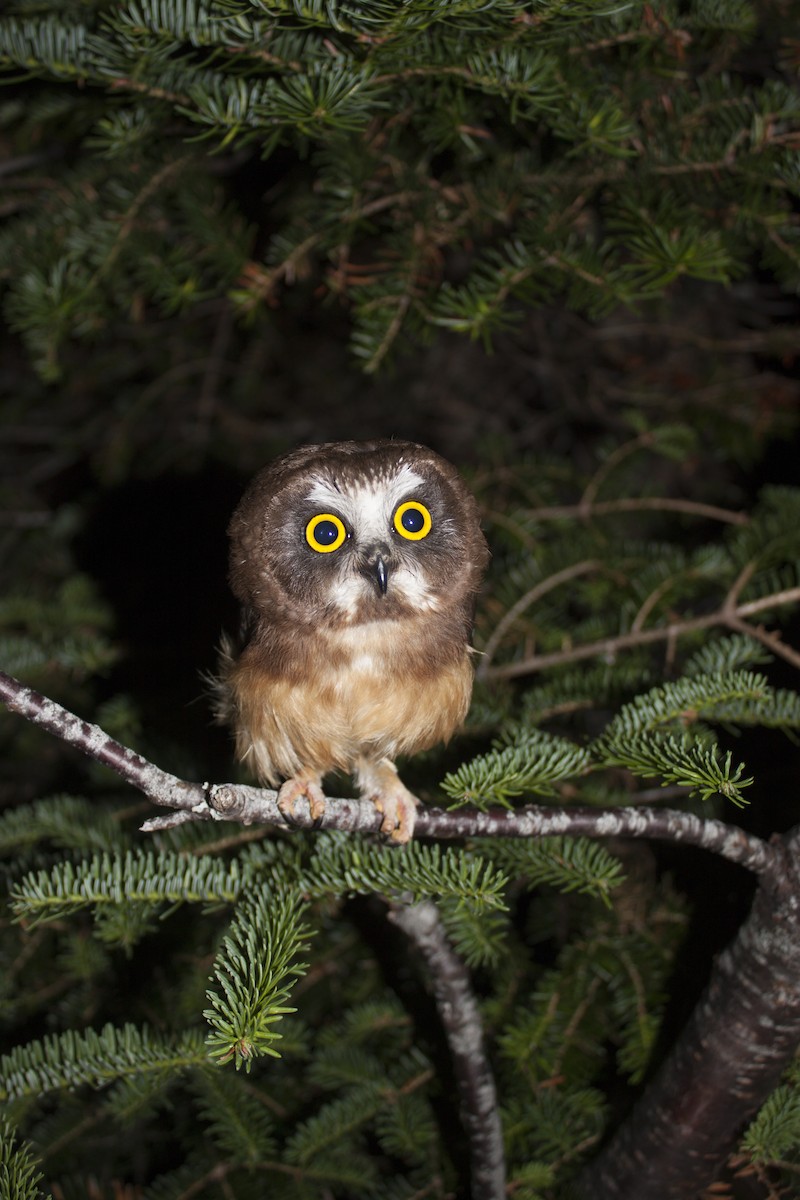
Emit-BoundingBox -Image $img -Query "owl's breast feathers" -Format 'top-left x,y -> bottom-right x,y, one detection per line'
224,612 -> 474,786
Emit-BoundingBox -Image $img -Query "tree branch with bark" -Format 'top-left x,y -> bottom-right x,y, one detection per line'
0,670 -> 776,875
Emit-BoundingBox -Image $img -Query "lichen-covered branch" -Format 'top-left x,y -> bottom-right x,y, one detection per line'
0,671 -> 776,876
389,900 -> 505,1200
580,840 -> 800,1199
0,669 -> 203,811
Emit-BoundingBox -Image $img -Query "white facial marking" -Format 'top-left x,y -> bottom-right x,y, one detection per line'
305,464 -> 440,615
306,465 -> 423,545
326,567 -> 439,617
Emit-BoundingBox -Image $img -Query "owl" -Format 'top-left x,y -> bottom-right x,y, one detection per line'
217,439 -> 489,843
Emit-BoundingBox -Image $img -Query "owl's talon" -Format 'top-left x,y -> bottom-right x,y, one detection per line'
277,777 -> 326,827
372,787 -> 418,845
278,805 -> 301,829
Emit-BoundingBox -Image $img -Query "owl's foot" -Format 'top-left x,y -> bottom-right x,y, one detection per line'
373,785 -> 418,844
357,758 -> 418,844
277,775 -> 326,827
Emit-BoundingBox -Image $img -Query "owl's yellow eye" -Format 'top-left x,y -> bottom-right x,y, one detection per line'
306,513 -> 347,553
394,501 -> 432,541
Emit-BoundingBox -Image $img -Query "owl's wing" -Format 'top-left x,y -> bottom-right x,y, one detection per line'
207,607 -> 256,726
237,604 -> 258,649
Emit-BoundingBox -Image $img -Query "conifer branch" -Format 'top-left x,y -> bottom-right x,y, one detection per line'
389,900 -> 505,1200
485,585 -> 800,680
478,559 -> 603,678
88,156 -> 193,288
518,497 -> 749,526
0,671 -> 776,875
0,669 -> 207,812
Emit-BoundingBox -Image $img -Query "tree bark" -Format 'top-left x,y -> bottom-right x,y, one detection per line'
390,900 -> 506,1200
580,833 -> 800,1198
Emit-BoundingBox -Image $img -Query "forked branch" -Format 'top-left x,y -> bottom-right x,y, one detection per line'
483,584 -> 800,680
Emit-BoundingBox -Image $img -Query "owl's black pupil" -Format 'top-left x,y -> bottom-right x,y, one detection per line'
401,508 -> 424,533
315,520 -> 339,544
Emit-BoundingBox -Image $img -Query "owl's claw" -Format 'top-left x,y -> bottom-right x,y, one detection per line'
372,785 -> 418,845
277,776 -> 326,827
356,758 -> 419,845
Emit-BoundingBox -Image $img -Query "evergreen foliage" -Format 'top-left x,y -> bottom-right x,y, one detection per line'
479,837 -> 625,905
9,849 -> 249,926
441,728 -> 592,807
300,831 -> 509,908
2,0 -> 800,1196
742,1081 -> 800,1166
204,887 -> 310,1069
0,0 -> 798,376
0,1024 -> 207,1104
0,1121 -> 49,1200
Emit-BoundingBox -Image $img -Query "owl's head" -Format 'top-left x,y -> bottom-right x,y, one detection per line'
228,439 -> 489,626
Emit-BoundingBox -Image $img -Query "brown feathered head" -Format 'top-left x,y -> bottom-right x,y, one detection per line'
228,439 -> 489,630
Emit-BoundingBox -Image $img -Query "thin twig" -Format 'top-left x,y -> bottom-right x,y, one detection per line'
88,156 -> 192,289
726,615 -> 800,672
521,497 -> 749,526
0,671 -> 776,875
389,901 -> 506,1200
478,559 -> 603,678
580,433 -> 653,511
485,586 -> 800,681
631,572 -> 694,635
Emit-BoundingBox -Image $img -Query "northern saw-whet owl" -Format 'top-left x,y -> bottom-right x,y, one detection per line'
217,439 -> 489,842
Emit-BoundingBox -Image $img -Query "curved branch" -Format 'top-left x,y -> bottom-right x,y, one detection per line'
580,841 -> 800,1199
0,671 -> 775,875
421,804 -> 774,875
389,900 -> 505,1200
485,585 -> 800,680
520,497 -> 750,526
477,559 -> 603,678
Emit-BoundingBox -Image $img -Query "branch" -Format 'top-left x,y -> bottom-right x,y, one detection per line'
726,614 -> 800,672
580,840 -> 800,1199
0,671 -> 775,875
518,497 -> 750,526
485,585 -> 800,680
422,804 -> 774,875
477,559 -> 603,678
389,900 -> 505,1200
0,670 -> 204,812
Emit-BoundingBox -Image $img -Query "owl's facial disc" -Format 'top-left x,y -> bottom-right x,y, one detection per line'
303,466 -> 442,616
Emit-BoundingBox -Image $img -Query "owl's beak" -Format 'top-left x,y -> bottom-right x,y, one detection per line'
361,548 -> 390,596
373,555 -> 389,596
